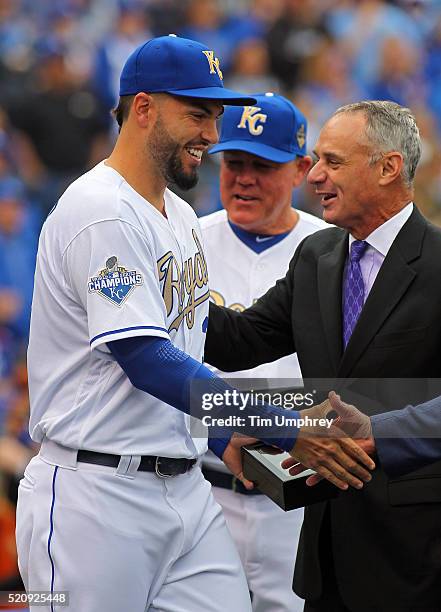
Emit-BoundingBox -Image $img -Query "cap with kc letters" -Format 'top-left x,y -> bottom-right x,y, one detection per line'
119,35 -> 256,106
209,92 -> 308,162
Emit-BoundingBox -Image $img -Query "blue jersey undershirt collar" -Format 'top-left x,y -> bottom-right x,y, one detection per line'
228,221 -> 291,254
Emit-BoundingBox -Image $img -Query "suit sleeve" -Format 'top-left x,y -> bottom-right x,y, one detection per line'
372,396 -> 441,477
204,240 -> 303,372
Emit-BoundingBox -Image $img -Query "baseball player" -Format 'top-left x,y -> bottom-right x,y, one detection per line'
16,35 -> 374,612
200,93 -> 328,612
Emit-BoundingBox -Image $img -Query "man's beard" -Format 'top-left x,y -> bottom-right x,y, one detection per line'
148,114 -> 199,190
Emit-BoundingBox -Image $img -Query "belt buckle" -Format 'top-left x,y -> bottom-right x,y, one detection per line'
155,457 -> 176,478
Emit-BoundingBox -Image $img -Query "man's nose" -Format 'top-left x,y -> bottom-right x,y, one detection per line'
307,161 -> 326,184
202,119 -> 219,145
236,169 -> 257,186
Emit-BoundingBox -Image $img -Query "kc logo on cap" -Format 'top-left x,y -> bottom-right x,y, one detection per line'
202,50 -> 223,80
237,106 -> 268,136
209,92 -> 308,163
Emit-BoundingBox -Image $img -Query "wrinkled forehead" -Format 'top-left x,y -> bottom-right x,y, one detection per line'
315,111 -> 370,154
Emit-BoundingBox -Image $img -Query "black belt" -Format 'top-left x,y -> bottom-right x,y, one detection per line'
77,450 -> 197,477
202,467 -> 261,496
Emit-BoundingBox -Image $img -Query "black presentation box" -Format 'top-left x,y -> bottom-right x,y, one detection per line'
242,443 -> 340,511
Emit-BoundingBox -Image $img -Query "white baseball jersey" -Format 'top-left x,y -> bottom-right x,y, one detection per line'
27,161 -> 209,458
200,208 -> 328,382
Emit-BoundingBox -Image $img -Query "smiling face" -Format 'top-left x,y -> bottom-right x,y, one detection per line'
220,150 -> 311,234
307,111 -> 387,237
147,94 -> 223,190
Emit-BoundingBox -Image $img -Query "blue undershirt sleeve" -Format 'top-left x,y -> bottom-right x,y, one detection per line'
108,336 -> 298,458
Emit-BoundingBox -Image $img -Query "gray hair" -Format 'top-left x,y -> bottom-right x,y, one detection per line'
333,100 -> 421,187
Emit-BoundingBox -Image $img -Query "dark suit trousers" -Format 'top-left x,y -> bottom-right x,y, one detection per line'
303,509 -> 350,612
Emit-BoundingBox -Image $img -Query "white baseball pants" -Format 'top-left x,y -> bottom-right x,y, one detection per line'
16,443 -> 252,612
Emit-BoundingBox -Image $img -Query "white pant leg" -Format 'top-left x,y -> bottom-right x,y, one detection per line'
16,455 -> 251,612
17,455 -> 178,612
150,467 -> 251,611
212,486 -> 305,612
16,462 -> 36,591
150,492 -> 252,611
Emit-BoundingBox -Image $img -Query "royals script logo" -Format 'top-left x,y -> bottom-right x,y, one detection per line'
157,230 -> 209,332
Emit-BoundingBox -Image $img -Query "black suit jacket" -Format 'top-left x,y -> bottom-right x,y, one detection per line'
205,207 -> 441,611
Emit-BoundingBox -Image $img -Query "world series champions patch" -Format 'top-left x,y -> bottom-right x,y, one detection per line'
88,256 -> 143,307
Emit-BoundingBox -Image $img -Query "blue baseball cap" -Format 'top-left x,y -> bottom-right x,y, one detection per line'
209,92 -> 308,162
119,35 -> 256,105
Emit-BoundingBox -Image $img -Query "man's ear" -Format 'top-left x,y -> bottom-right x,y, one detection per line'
378,152 -> 403,186
292,155 -> 313,188
132,92 -> 156,128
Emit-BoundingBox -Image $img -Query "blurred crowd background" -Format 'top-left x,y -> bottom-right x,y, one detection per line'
0,0 -> 441,599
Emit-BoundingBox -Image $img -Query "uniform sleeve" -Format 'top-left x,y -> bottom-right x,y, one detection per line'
63,218 -> 170,351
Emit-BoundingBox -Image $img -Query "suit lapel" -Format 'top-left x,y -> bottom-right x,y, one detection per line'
338,207 -> 426,377
317,231 -> 348,374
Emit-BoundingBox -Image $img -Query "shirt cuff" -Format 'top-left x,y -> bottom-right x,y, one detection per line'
208,435 -> 231,460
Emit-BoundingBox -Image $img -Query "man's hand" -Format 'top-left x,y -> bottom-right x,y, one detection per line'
287,434 -> 375,490
327,391 -> 373,439
221,434 -> 258,490
298,435 -> 377,487
221,392 -> 376,492
282,391 -> 376,490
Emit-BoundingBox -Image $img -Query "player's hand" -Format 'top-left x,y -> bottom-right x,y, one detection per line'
282,435 -> 376,487
287,435 -> 375,490
221,433 -> 258,490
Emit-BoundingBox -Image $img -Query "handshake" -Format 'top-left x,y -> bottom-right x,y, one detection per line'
224,391 -> 376,492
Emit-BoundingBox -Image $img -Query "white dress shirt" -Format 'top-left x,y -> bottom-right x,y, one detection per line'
348,202 -> 414,302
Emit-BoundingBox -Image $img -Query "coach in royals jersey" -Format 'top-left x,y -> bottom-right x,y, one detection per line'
200,93 -> 327,612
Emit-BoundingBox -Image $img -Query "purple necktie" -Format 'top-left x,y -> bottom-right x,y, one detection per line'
343,240 -> 368,349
